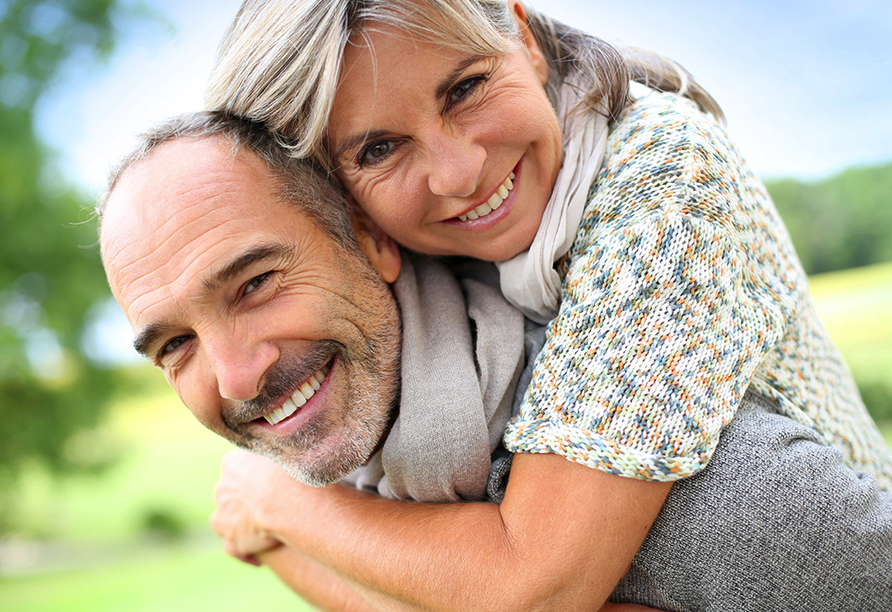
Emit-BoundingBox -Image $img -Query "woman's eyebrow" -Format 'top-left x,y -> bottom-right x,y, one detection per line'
332,55 -> 488,162
334,129 -> 391,162
434,55 -> 487,99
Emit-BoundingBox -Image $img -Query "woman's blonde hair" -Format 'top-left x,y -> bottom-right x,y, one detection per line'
205,0 -> 722,168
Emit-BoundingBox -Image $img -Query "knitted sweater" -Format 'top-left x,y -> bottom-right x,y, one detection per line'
503,91 -> 892,489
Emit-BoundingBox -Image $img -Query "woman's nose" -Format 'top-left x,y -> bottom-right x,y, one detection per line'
425,130 -> 486,198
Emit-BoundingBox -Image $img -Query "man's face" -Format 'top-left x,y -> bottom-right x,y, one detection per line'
101,137 -> 402,486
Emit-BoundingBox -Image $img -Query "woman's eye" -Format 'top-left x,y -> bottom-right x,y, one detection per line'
244,271 -> 272,295
449,76 -> 484,105
359,140 -> 394,166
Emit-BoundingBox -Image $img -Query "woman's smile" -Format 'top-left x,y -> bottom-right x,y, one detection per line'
455,168 -> 516,223
327,19 -> 562,261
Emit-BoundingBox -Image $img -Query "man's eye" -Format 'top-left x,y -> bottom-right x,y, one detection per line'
161,335 -> 192,356
244,272 -> 272,295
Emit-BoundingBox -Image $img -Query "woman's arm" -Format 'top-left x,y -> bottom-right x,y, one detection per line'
214,448 -> 671,612
259,544 -> 660,612
259,546 -> 381,612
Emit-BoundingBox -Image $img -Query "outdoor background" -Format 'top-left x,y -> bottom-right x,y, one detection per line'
1,0 -> 891,610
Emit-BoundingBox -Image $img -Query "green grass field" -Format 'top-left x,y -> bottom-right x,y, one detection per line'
809,260 -> 892,388
2,540 -> 310,612
1,261 -> 891,611
2,381 -> 312,611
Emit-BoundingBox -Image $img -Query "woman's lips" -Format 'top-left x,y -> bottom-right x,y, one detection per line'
457,171 -> 515,222
444,162 -> 521,231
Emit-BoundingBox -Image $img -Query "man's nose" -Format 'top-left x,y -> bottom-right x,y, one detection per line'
206,336 -> 278,402
425,129 -> 486,197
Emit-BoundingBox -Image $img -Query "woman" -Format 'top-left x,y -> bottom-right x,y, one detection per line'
204,1 -> 892,610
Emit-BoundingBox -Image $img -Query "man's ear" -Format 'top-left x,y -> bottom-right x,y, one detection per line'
508,0 -> 548,86
352,204 -> 401,284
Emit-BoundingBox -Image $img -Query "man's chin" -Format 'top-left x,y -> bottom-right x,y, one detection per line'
252,435 -> 374,488
280,460 -> 357,488
231,364 -> 397,487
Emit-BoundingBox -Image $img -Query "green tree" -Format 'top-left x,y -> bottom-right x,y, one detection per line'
767,162 -> 892,275
0,0 -> 142,531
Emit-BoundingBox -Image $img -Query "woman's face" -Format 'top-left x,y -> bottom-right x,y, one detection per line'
327,15 -> 562,261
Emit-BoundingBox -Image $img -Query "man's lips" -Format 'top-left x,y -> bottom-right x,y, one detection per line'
261,362 -> 331,426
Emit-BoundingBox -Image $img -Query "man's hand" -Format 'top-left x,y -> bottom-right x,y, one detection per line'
211,449 -> 285,564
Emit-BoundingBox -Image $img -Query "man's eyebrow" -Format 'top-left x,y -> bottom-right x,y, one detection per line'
200,243 -> 293,296
133,323 -> 172,358
131,244 -> 292,359
333,55 -> 487,162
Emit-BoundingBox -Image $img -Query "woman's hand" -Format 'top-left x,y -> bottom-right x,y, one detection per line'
210,449 -> 287,564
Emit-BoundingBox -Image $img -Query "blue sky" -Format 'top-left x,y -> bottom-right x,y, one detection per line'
37,0 -> 890,364
40,0 -> 892,197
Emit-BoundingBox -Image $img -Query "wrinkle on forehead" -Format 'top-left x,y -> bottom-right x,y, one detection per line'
100,137 -> 280,325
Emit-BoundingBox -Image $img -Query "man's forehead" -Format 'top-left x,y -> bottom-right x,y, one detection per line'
103,139 -> 277,253
106,138 -> 267,220
100,137 -> 290,319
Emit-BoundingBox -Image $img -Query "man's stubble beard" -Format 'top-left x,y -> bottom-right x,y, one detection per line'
222,277 -> 402,487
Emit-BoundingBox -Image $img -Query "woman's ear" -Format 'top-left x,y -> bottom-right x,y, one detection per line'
351,203 -> 402,284
508,0 -> 549,86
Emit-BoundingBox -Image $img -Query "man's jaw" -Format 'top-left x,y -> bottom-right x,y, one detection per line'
262,362 -> 332,426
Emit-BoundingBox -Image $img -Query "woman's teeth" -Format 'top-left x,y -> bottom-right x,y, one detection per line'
459,172 -> 515,222
263,364 -> 331,425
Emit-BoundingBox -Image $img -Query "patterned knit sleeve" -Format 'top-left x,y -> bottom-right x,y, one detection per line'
503,95 -> 793,480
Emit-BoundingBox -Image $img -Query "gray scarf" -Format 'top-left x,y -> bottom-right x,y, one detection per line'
343,253 -> 527,502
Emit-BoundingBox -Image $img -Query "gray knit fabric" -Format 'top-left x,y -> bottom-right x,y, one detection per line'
611,392 -> 892,610
344,253 -> 526,502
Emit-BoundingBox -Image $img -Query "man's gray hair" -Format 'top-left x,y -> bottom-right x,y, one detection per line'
97,111 -> 359,254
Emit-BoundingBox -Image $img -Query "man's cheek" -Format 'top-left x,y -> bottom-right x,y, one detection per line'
172,372 -> 222,432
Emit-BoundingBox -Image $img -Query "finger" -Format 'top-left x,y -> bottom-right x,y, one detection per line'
239,553 -> 262,567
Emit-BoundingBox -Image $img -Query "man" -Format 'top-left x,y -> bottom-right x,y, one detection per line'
100,111 -> 892,612
100,112 -> 528,505
101,113 -> 403,490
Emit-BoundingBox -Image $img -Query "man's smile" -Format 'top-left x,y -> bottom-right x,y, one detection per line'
262,361 -> 332,425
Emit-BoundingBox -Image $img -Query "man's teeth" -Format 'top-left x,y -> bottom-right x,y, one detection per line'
459,172 -> 514,222
262,365 -> 330,425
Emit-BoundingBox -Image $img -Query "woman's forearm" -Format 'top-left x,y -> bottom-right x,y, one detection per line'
259,544 -> 663,612
249,452 -> 671,612
259,545 -> 380,612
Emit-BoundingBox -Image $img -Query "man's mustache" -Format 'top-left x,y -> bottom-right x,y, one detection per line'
223,341 -> 342,427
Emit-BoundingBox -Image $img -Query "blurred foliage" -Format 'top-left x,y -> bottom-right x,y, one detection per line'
141,506 -> 187,540
766,162 -> 892,275
0,0 -> 146,532
859,379 -> 892,423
